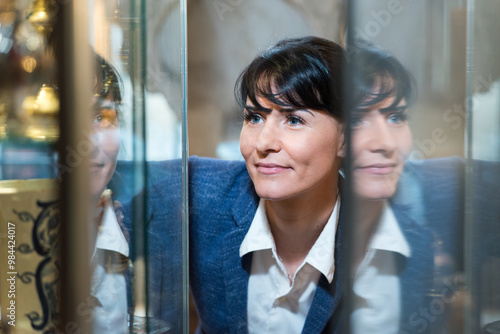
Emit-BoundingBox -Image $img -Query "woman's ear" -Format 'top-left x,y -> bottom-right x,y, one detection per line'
337,125 -> 346,158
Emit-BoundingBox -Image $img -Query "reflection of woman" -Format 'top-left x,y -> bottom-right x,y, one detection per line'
89,54 -> 122,208
189,37 -> 346,333
349,44 -> 415,270
88,54 -> 129,334
348,44 -> 463,334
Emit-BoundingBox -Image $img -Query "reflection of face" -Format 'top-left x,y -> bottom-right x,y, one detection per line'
89,97 -> 120,202
240,95 -> 344,202
351,95 -> 412,200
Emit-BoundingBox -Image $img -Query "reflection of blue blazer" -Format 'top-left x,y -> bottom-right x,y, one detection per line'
393,156 -> 464,333
188,157 -> 345,334
120,160 -> 184,333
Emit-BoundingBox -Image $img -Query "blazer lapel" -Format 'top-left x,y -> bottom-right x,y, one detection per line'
392,202 -> 434,331
302,195 -> 346,334
223,179 -> 259,334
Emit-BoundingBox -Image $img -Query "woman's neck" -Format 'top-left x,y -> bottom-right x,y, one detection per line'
351,198 -> 386,273
265,185 -> 339,280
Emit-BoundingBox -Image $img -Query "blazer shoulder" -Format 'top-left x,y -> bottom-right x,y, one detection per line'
404,156 -> 464,178
188,156 -> 258,229
189,156 -> 247,174
189,156 -> 250,189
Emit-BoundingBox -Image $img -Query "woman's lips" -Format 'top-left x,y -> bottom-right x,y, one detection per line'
256,163 -> 290,175
356,164 -> 396,175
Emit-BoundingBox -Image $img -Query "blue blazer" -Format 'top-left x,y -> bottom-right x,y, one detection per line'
120,160 -> 185,333
393,156 -> 464,333
188,156 -> 345,334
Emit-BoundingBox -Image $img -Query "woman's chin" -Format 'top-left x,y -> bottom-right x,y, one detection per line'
90,177 -> 108,202
355,186 -> 397,202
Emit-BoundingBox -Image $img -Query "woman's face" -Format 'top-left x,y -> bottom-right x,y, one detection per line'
240,94 -> 344,203
351,95 -> 412,201
89,97 -> 120,202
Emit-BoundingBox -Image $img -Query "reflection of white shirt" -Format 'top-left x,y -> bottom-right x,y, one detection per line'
351,203 -> 411,334
240,198 -> 340,334
91,197 -> 129,334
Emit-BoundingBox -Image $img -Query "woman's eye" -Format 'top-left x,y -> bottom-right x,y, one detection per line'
251,114 -> 262,123
388,112 -> 408,124
350,115 -> 363,128
93,114 -> 108,127
93,109 -> 118,128
94,114 -> 104,123
93,114 -> 112,129
244,112 -> 263,124
286,115 -> 304,126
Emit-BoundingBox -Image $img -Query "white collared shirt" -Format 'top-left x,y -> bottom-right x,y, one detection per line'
91,196 -> 129,334
351,203 -> 411,334
240,197 -> 340,334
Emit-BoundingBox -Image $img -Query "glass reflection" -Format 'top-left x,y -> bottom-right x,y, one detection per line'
89,53 -> 129,333
467,0 -> 500,332
347,42 -> 464,334
90,0 -> 187,332
347,1 -> 500,333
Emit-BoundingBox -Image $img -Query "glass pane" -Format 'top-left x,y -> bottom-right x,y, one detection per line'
346,1 -> 468,333
187,1 -> 345,158
466,0 -> 500,332
186,5 -> 347,334
90,0 -> 187,333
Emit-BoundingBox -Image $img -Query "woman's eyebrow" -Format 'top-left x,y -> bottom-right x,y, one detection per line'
93,98 -> 116,108
379,105 -> 408,113
279,107 -> 315,117
93,104 -> 116,110
244,105 -> 272,113
354,105 -> 408,113
244,105 -> 315,117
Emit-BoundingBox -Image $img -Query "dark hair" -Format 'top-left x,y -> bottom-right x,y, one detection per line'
235,36 -> 345,120
349,41 -> 415,110
93,52 -> 122,105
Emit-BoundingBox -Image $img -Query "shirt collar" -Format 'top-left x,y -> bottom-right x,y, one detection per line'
239,199 -> 274,256
240,197 -> 340,283
95,197 -> 129,257
368,203 -> 411,258
304,197 -> 340,283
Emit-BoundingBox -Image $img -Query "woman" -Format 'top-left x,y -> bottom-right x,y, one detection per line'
347,43 -> 464,334
348,43 -> 416,271
88,53 -> 130,334
90,53 -> 122,209
188,36 -> 346,334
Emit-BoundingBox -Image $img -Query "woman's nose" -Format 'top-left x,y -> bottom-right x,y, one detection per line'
89,129 -> 104,158
368,120 -> 396,153
255,121 -> 281,154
